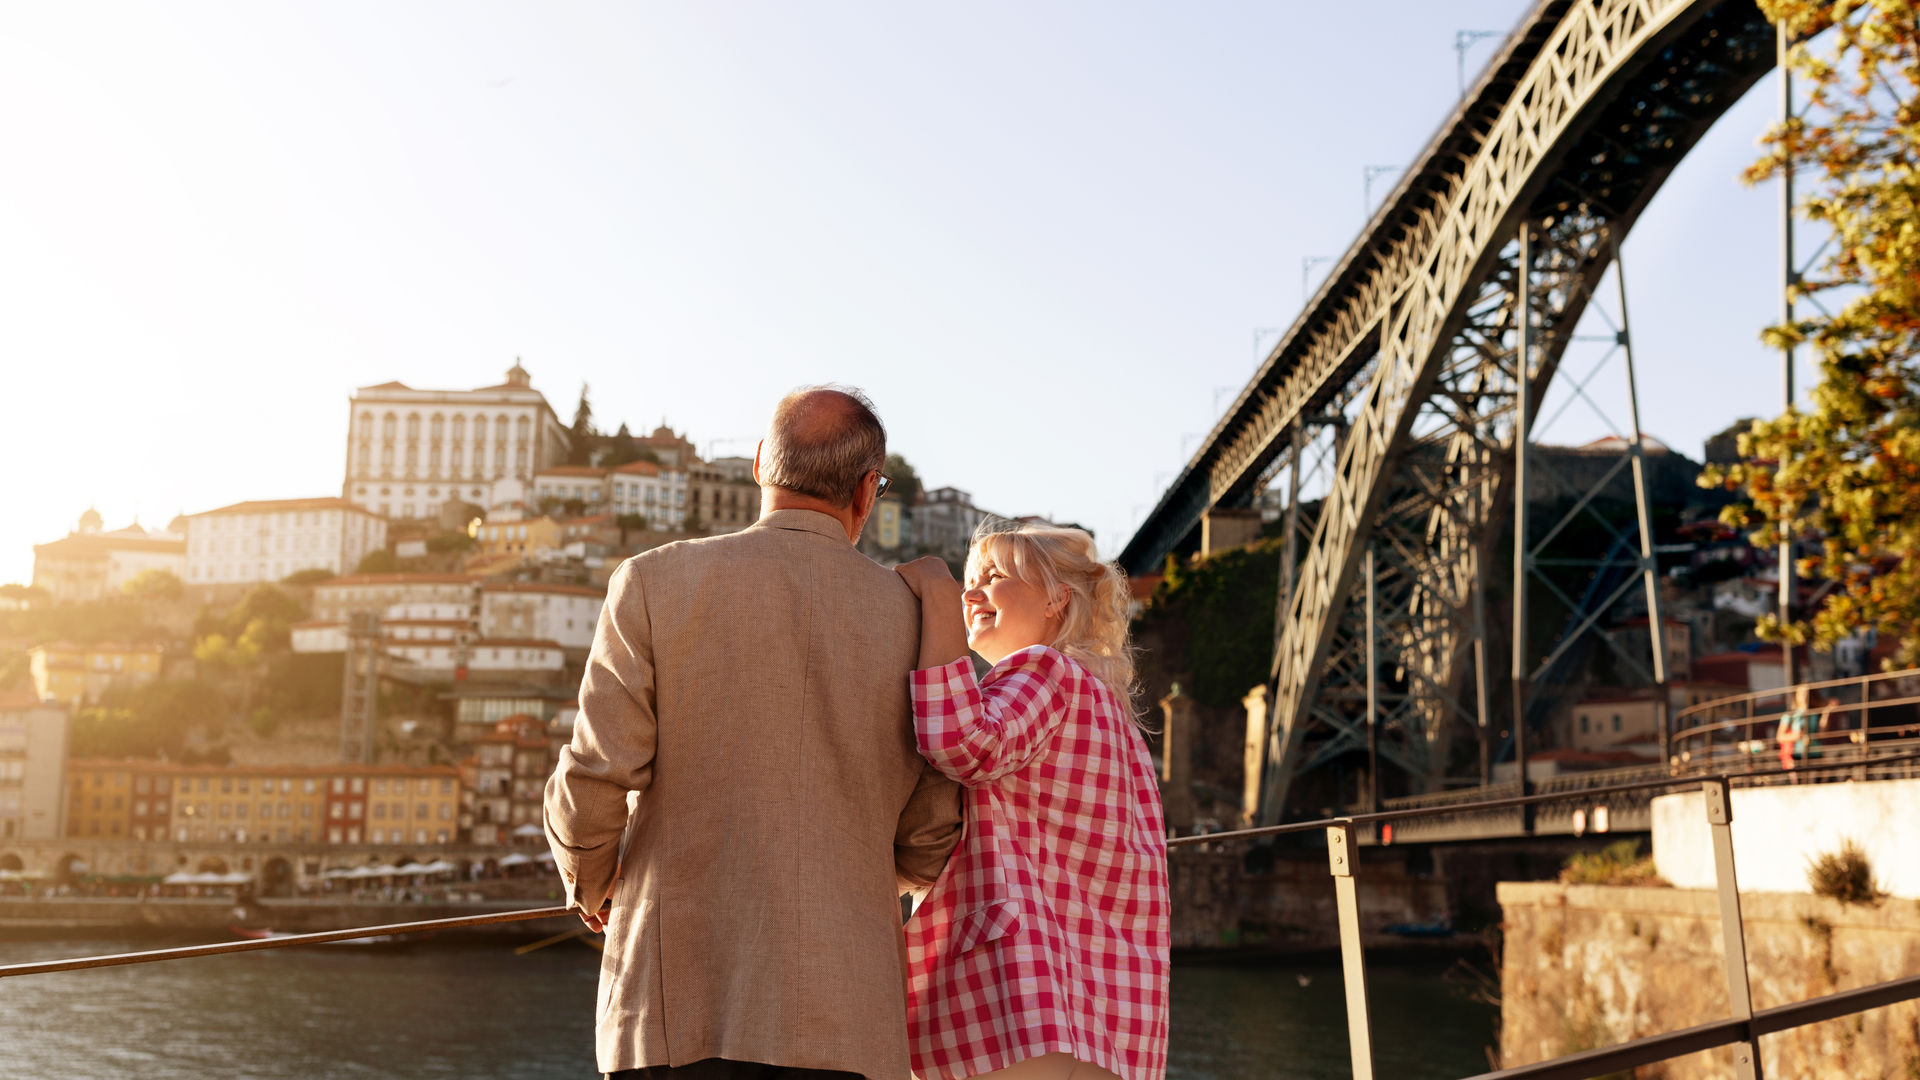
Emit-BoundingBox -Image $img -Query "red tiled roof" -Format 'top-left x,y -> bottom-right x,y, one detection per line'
357,380 -> 413,391
188,497 -> 381,518
66,759 -> 458,776
33,533 -> 186,556
612,460 -> 661,476
480,581 -> 603,598
317,573 -> 477,588
0,692 -> 55,710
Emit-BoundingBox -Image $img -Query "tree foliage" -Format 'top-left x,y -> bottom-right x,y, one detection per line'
191,584 -> 306,665
356,549 -> 398,574
121,568 -> 183,601
568,383 -> 597,465
71,678 -> 226,758
884,452 -> 924,506
1704,1 -> 1920,664
599,422 -> 659,468
1137,539 -> 1283,709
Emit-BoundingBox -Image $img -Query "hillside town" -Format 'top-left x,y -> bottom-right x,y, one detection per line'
0,363 -> 1032,891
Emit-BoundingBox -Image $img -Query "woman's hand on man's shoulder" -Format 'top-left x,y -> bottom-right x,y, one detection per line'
895,556 -> 960,600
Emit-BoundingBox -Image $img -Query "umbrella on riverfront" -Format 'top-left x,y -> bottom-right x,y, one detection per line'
497,853 -> 533,868
420,860 -> 459,876
395,862 -> 433,876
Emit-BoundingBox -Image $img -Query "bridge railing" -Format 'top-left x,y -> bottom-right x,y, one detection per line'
1167,749 -> 1920,1080
1671,665 -> 1920,779
10,753 -> 1920,1078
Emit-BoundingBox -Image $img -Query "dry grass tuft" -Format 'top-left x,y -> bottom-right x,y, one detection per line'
1807,838 -> 1884,905
1560,839 -> 1665,886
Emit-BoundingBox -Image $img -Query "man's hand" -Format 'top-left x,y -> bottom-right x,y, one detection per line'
580,901 -> 610,933
896,556 -> 961,602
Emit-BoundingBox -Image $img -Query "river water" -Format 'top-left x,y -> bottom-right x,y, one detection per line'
0,936 -> 1497,1079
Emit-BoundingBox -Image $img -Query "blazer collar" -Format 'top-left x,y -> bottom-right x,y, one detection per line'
755,508 -> 852,544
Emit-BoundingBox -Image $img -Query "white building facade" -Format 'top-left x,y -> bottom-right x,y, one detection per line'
183,498 -> 387,586
479,582 -> 603,652
608,461 -> 687,531
342,362 -> 572,521
32,512 -> 187,603
0,695 -> 68,841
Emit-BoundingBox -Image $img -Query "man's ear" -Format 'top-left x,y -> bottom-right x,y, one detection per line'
752,441 -> 765,485
851,470 -> 878,519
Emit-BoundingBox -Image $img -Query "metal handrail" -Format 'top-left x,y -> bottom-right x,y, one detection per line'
0,906 -> 572,979
1158,748 -> 1920,1079
1163,748 -> 1920,849
1461,971 -> 1920,1080
9,747 -> 1920,1078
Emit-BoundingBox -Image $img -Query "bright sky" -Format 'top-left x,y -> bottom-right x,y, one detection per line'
0,2 -> 1812,586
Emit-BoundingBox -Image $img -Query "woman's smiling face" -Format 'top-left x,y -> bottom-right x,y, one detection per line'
963,554 -> 1062,664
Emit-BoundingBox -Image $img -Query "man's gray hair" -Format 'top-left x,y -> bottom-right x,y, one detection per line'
759,384 -> 887,507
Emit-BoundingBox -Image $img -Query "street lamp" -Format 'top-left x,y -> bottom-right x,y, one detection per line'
1456,30 -> 1503,99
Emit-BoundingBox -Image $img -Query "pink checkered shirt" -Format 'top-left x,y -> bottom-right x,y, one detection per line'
905,646 -> 1170,1080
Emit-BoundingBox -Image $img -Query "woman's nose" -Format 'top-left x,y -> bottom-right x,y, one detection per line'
962,586 -> 985,602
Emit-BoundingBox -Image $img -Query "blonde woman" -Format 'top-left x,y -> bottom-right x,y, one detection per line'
894,522 -> 1169,1080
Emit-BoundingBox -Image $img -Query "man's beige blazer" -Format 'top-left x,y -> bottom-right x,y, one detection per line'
545,508 -> 963,1080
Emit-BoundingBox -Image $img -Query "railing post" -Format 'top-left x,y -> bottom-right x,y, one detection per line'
1704,778 -> 1765,1080
1328,821 -> 1375,1080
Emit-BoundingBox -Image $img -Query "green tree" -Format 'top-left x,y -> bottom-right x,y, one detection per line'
1705,2 -> 1920,665
282,568 -> 337,587
72,678 -> 225,758
568,383 -> 597,465
600,422 -> 659,468
121,568 -> 184,601
356,549 -> 398,574
884,452 -> 924,506
0,583 -> 51,608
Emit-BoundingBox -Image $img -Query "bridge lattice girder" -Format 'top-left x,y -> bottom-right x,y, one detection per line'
1117,0 -> 1779,821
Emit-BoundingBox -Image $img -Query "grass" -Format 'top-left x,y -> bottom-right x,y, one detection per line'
1560,839 -> 1666,886
1807,838 -> 1884,905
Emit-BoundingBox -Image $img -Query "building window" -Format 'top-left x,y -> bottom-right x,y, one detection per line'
1612,714 -> 1622,732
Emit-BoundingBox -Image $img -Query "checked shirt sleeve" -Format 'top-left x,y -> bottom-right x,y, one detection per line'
911,645 -> 1072,787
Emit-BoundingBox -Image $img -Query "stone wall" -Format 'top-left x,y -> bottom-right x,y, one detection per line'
1172,846 -> 1450,952
1499,882 -> 1920,1077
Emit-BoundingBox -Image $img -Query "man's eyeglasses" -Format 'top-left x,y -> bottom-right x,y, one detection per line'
874,473 -> 892,499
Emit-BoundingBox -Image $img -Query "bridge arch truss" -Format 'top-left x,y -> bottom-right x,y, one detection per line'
1118,0 -> 1781,823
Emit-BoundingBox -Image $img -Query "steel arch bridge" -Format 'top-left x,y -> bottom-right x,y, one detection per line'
1117,0 -> 1782,824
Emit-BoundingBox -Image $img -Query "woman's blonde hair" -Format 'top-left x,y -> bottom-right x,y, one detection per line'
967,519 -> 1145,728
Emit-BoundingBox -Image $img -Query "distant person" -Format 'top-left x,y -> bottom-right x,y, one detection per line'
895,522 -> 1170,1080
1776,685 -> 1833,773
545,385 -> 963,1080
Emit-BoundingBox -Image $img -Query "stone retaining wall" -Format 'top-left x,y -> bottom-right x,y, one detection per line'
1499,882 -> 1920,1077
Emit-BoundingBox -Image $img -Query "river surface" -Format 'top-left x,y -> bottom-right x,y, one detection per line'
0,936 -> 1497,1079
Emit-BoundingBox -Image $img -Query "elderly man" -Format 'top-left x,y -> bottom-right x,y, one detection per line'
546,385 -> 963,1080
